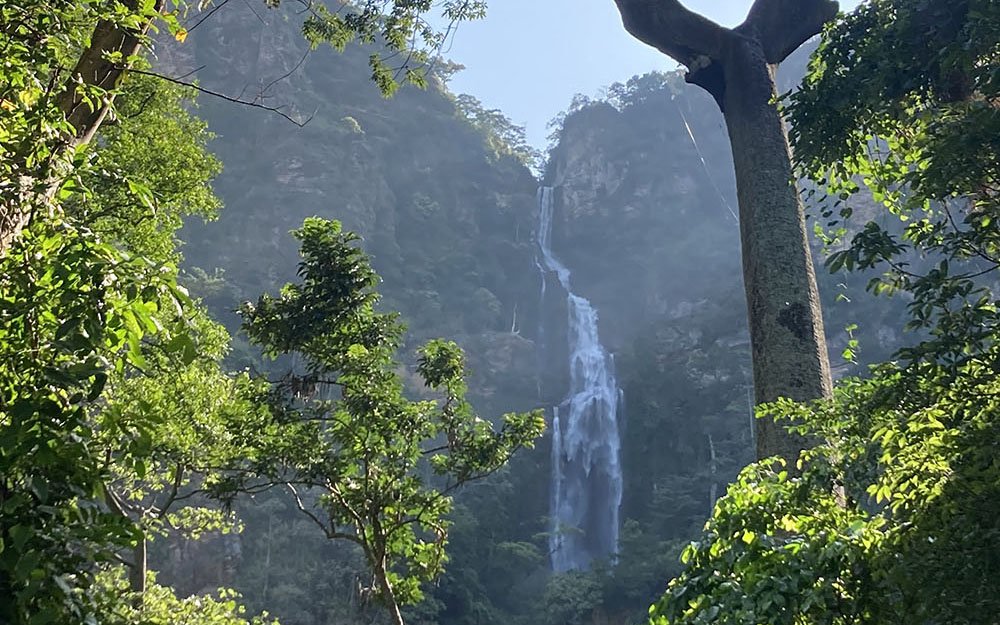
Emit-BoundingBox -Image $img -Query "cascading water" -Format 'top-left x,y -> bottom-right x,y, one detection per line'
536,186 -> 624,572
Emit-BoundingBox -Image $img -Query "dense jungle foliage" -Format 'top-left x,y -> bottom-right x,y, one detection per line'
1,1 -> 997,625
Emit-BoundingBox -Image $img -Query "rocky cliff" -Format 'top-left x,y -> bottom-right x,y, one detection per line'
526,56 -> 908,624
170,3 -> 544,418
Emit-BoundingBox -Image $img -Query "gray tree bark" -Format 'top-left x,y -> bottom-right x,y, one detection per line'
612,0 -> 837,462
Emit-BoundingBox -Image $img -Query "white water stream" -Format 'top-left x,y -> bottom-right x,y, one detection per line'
536,187 -> 623,572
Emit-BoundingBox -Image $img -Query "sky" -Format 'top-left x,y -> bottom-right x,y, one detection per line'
442,0 -> 862,149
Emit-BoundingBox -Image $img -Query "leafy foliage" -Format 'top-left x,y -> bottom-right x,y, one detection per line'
651,3 -> 1000,624
94,570 -> 278,625
2,1 -> 542,625
454,94 -> 540,168
650,357 -> 1000,625
69,74 -> 223,265
0,216 -> 191,622
288,0 -> 487,95
787,0 -> 1000,367
0,5 -> 265,621
239,217 -> 545,623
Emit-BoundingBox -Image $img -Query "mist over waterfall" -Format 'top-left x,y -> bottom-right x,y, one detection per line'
537,187 -> 624,572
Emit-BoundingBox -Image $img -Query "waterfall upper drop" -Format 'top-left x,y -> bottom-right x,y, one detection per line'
536,186 -> 624,573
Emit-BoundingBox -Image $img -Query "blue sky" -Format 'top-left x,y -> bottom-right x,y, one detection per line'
443,0 -> 862,149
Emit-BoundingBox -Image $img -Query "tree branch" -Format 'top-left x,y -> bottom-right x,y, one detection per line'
287,483 -> 338,539
1,1 -> 162,255
154,463 -> 185,517
739,0 -> 839,64
612,0 -> 731,69
125,68 -> 313,127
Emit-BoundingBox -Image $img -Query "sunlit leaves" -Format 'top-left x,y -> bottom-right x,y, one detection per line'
0,217 -> 180,622
0,7 -> 248,619
787,0 -> 1000,368
651,358 -> 1000,625
655,4 -> 1000,606
286,0 -> 488,96
94,570 -> 277,625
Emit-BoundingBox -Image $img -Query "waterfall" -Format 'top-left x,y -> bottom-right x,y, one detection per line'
536,186 -> 623,572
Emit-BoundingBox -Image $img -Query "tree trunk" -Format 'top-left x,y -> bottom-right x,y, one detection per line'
720,37 -> 832,461
103,485 -> 146,601
375,558 -> 405,625
130,537 -> 147,598
612,0 -> 838,462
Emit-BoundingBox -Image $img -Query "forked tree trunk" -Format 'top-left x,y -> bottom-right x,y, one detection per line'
613,0 -> 838,461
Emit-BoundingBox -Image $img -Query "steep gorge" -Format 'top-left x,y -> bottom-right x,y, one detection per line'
170,9 -> 907,623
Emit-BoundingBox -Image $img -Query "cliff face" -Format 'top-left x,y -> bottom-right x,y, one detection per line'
545,92 -> 743,353
542,75 -> 753,575
171,3 -> 543,417
543,48 -> 905,369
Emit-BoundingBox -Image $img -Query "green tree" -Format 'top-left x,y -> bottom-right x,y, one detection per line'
69,73 -> 223,265
610,0 -> 839,461
0,2 -> 501,621
0,34 -> 265,623
455,94 -> 540,168
239,217 -> 545,625
787,0 -> 1000,369
0,218 -> 174,623
94,570 -> 278,625
649,2 -> 1000,623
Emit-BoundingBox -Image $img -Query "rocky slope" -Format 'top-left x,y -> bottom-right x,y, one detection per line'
525,55 -> 908,624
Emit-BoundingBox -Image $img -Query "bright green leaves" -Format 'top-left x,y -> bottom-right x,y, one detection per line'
0,218 -> 170,623
0,10 -> 252,619
787,0 -> 1000,369
240,217 -> 543,621
278,0 -> 488,97
93,570 -> 278,625
651,359 -> 1000,625
0,214 -> 235,621
72,74 -> 223,267
241,217 -> 388,361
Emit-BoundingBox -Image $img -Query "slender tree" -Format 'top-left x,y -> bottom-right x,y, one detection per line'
611,0 -> 837,461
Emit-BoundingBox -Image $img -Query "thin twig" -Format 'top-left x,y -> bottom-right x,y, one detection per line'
187,0 -> 233,33
258,49 -> 311,101
125,67 -> 312,127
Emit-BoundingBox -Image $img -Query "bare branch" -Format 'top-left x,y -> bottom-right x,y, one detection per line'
287,483 -> 336,538
739,0 -> 839,64
611,0 -> 730,68
259,49 -> 311,98
155,463 -> 185,517
125,67 -> 313,127
186,0 -> 233,34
